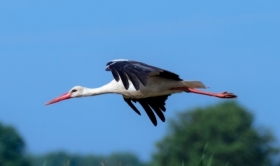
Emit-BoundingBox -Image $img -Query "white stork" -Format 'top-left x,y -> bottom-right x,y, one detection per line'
46,59 -> 237,126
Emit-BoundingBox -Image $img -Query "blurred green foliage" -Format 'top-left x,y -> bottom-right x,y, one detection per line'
0,122 -> 146,166
0,122 -> 31,166
150,101 -> 279,166
29,151 -> 147,166
1,101 -> 280,166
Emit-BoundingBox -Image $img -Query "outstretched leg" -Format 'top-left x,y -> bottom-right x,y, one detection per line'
171,87 -> 237,98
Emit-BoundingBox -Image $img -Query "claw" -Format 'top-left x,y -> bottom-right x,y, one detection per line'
219,92 -> 237,98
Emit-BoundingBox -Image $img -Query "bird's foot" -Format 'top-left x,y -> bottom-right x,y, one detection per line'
217,92 -> 237,98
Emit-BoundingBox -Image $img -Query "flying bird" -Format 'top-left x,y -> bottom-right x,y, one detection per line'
46,59 -> 237,126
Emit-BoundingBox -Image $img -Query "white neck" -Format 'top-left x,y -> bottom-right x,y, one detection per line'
82,81 -> 121,96
82,87 -> 110,96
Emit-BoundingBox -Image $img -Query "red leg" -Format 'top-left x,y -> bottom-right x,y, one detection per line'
171,87 -> 237,98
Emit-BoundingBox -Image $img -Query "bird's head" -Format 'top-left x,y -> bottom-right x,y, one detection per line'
45,86 -> 85,105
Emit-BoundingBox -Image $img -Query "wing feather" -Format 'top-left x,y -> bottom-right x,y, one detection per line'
123,95 -> 170,126
123,97 -> 141,115
148,102 -> 165,122
125,66 -> 148,86
122,68 -> 140,90
138,100 -> 157,126
109,66 -> 120,81
118,70 -> 129,90
106,60 -> 182,90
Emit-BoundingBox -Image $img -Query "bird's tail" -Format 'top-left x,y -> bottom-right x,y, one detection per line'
182,81 -> 207,89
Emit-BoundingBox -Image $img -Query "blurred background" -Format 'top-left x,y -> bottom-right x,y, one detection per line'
0,1 -> 280,165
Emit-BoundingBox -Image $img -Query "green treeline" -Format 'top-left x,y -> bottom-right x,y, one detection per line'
1,101 -> 279,166
29,152 -> 145,166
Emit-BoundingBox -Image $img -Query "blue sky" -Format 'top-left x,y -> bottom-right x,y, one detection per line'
0,1 -> 280,161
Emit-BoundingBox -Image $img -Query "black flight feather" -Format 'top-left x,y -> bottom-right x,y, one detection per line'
123,95 -> 170,126
138,100 -> 157,126
106,60 -> 182,90
123,98 -> 141,115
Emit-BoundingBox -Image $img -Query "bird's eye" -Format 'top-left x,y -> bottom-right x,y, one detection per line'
71,89 -> 77,93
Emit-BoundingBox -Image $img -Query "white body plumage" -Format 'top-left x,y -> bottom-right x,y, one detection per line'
82,77 -> 205,99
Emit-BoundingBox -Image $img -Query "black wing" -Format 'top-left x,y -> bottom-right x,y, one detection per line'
106,59 -> 182,90
123,95 -> 170,126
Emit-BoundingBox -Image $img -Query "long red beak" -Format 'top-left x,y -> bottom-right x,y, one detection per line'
45,92 -> 71,105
